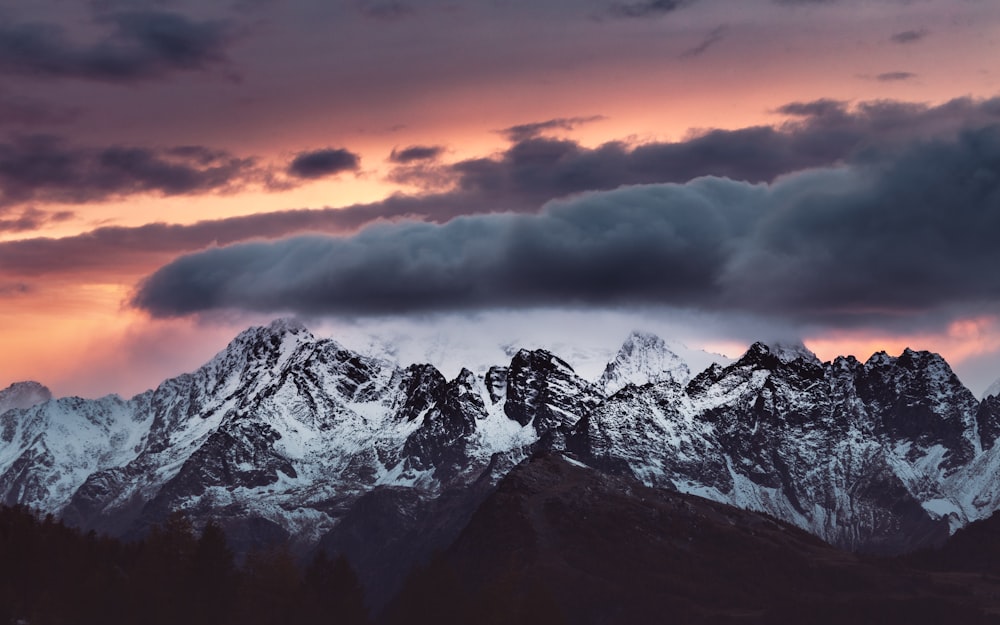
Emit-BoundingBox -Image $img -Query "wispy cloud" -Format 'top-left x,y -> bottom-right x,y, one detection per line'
679,25 -> 727,60
607,0 -> 695,19
388,145 -> 445,164
890,29 -> 928,45
0,207 -> 74,233
876,71 -> 916,82
499,116 -> 606,142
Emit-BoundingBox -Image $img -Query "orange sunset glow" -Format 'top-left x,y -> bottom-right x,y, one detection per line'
2,0 -> 1000,399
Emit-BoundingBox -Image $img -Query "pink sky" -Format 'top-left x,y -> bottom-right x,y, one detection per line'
2,0 -> 1000,397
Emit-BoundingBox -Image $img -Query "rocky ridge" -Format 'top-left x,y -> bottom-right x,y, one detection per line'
1,321 -> 1000,556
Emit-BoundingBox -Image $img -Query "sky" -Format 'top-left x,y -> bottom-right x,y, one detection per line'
2,0 -> 1000,398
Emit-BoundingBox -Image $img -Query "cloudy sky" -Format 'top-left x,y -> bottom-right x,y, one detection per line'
2,0 -> 1000,397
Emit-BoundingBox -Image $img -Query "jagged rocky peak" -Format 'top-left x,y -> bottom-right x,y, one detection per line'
862,347 -> 967,396
391,363 -> 446,422
768,340 -> 822,366
598,330 -> 690,395
204,317 -> 319,380
859,347 -> 980,469
236,317 -> 315,350
450,367 -> 478,390
504,348 -> 602,433
728,341 -> 824,376
0,381 -> 52,414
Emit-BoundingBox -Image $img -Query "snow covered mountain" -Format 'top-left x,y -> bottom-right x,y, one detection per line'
0,320 -> 599,549
597,331 -> 691,395
2,319 -> 1000,556
577,342 -> 1000,552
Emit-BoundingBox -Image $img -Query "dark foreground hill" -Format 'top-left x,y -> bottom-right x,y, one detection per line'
384,453 -> 1000,625
4,452 -> 1000,625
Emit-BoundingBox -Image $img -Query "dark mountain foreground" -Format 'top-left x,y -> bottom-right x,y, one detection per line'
384,453 -> 1000,625
4,452 -> 1000,625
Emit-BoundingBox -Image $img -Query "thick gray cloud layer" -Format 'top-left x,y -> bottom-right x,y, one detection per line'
132,124 -> 1000,325
430,97 -> 1000,209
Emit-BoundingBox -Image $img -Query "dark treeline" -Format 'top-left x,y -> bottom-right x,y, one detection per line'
0,506 -> 370,625
383,555 -> 570,625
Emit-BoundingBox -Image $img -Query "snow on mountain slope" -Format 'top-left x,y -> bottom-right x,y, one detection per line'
578,342 -> 991,552
598,331 -> 690,395
3,319 -> 1000,557
16,319 -> 595,547
0,394 -> 152,511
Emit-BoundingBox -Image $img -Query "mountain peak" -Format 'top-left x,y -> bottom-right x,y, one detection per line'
233,317 -> 315,347
768,340 -> 821,366
734,341 -> 822,373
0,381 -> 52,414
598,330 -> 689,395
264,317 -> 311,336
621,329 -> 664,350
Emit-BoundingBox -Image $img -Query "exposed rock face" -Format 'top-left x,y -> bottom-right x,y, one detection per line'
577,342 -> 997,552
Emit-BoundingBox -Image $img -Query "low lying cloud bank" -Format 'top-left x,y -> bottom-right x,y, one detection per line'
132,123 -> 1000,327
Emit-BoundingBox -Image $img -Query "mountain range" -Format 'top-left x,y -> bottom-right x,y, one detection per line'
4,318 -> 1000,597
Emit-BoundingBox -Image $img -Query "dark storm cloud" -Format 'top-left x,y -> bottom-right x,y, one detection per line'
6,96 -> 1000,284
0,10 -> 232,82
132,179 -> 760,316
445,97 -> 1000,208
388,145 -> 445,164
718,125 -> 1000,317
679,25 -> 727,59
0,135 -> 266,206
131,124 -> 1000,323
0,193 -> 485,278
287,148 -> 361,179
876,71 -> 916,82
891,29 -> 928,44
499,116 -> 606,142
608,0 -> 694,18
